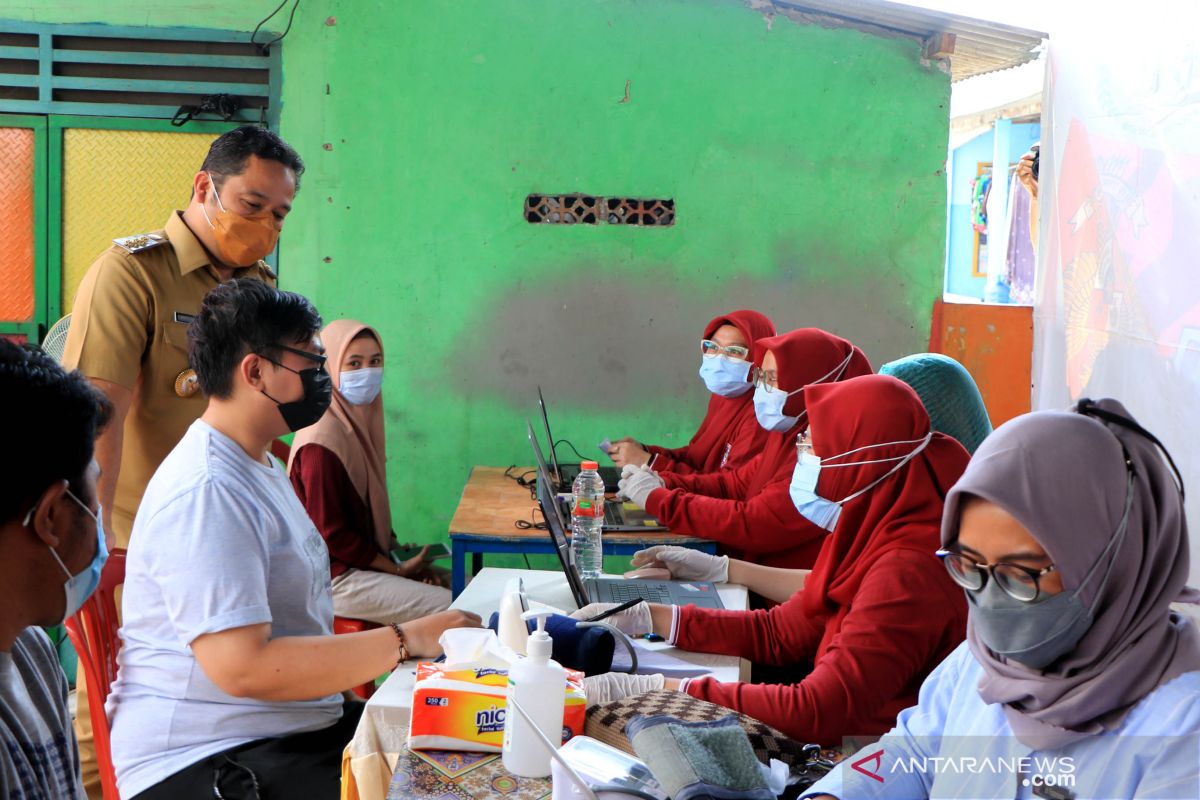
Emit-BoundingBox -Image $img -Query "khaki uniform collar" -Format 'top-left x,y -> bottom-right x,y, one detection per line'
165,211 -> 215,276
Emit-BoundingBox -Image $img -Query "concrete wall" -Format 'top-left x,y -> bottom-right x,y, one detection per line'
5,0 -> 951,540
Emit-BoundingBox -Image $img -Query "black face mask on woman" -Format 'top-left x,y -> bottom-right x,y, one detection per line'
258,345 -> 333,432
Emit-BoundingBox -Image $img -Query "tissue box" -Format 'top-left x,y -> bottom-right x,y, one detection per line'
408,662 -> 587,752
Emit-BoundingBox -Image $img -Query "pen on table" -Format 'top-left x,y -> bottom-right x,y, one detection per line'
585,598 -> 644,623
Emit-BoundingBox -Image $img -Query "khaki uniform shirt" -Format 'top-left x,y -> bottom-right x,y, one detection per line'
62,211 -> 276,546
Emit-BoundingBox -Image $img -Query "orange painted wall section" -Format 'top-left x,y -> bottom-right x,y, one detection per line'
0,127 -> 36,323
930,299 -> 1033,428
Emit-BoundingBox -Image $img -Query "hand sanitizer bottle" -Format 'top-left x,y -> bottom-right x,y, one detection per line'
502,610 -> 565,777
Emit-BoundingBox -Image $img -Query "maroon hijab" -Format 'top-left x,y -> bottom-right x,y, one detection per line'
673,310 -> 776,473
801,375 -> 970,618
743,328 -> 873,499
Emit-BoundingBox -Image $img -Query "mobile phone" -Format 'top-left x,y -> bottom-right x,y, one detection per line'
391,542 -> 452,562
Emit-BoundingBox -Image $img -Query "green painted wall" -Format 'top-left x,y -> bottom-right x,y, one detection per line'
4,0 -> 950,543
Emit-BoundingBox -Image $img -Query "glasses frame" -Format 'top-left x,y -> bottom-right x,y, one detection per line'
258,342 -> 327,373
751,365 -> 786,392
935,548 -> 1058,603
700,339 -> 751,361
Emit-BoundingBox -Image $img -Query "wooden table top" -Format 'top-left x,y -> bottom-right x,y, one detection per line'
446,466 -> 708,545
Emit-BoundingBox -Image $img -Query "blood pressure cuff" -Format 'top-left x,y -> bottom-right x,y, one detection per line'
486,612 -> 636,676
626,715 -> 774,800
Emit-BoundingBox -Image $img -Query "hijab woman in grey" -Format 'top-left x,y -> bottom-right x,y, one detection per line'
939,397 -> 1200,749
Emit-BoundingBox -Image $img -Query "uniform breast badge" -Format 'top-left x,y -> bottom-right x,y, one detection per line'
174,369 -> 200,398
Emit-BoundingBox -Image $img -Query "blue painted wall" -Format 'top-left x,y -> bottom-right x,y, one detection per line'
945,122 -> 1039,299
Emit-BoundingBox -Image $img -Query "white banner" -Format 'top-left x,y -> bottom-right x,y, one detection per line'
1035,3 -> 1200,578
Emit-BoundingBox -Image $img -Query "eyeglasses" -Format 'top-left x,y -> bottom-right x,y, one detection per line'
751,366 -> 784,392
795,430 -> 814,457
936,549 -> 1058,602
258,343 -> 327,373
701,339 -> 750,361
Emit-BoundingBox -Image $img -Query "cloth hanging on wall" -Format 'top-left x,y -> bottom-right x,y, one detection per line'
1004,172 -> 1036,304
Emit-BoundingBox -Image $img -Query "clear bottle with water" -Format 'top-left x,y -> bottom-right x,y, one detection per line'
570,460 -> 605,579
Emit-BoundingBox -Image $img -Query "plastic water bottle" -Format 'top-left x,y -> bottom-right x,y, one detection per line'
570,460 -> 605,579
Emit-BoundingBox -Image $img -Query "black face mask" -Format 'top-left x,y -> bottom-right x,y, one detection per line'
259,346 -> 333,432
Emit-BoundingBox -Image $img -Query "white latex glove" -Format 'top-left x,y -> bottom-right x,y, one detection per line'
569,602 -> 652,636
616,465 -> 665,508
583,672 -> 667,706
629,545 -> 729,583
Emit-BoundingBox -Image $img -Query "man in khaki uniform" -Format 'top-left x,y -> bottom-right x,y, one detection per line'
61,125 -> 304,798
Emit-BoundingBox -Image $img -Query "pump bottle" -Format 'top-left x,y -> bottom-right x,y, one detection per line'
501,609 -> 566,777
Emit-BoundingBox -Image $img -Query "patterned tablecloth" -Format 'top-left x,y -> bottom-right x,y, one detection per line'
387,747 -> 552,800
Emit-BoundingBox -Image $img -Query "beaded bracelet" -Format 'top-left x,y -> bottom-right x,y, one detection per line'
388,622 -> 410,666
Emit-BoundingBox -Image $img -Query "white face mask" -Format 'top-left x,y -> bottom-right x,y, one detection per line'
338,367 -> 383,405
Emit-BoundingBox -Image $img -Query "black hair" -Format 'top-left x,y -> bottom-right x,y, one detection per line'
201,125 -> 305,190
188,278 -> 323,399
0,340 -> 112,523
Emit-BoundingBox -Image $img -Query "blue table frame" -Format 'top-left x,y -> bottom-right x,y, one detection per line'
447,466 -> 717,597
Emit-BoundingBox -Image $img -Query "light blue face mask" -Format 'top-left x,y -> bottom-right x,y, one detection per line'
753,350 -> 857,434
788,433 -> 933,532
753,384 -> 804,432
698,355 -> 752,398
339,366 -> 384,405
25,490 -> 108,622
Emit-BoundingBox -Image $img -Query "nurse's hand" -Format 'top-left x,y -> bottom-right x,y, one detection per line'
583,672 -> 667,706
400,609 -> 483,657
629,546 -> 729,583
609,437 -> 651,468
570,602 -> 653,636
616,465 -> 665,508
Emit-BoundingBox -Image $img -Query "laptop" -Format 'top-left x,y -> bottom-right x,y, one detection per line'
537,386 -> 622,492
528,421 -> 667,533
533,447 -> 724,611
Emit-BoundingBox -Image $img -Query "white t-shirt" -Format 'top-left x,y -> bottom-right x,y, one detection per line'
107,420 -> 342,799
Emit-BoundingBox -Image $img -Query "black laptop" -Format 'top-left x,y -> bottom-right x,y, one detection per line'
528,421 -> 667,533
537,386 -> 621,492
531,431 -> 723,610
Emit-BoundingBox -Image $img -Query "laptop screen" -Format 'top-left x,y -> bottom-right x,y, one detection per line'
536,386 -> 563,485
528,420 -> 589,609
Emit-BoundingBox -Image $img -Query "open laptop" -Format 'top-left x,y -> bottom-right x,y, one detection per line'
528,421 -> 667,533
537,386 -> 621,492
533,446 -> 724,610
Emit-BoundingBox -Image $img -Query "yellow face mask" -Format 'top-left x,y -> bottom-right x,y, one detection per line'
201,172 -> 280,266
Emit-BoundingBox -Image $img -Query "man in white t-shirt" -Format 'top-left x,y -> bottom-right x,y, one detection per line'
107,279 -> 480,799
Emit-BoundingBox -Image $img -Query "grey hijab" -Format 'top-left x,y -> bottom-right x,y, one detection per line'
940,398 -> 1200,749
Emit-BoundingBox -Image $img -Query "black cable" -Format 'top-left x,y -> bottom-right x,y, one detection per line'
251,0 -> 300,55
523,554 -> 532,570
503,465 -> 537,487
553,438 -> 588,462
514,518 -> 547,530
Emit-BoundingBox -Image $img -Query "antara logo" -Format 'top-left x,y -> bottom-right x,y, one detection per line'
851,749 -> 886,783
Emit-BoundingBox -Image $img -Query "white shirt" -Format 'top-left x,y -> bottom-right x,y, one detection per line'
107,420 -> 341,799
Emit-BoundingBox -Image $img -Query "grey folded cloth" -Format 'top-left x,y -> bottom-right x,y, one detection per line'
626,714 -> 774,800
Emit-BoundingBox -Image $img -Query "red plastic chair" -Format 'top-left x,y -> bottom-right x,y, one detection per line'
64,548 -> 126,800
333,617 -> 381,699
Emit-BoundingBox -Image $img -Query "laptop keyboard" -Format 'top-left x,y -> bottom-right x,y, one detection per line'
603,581 -> 673,604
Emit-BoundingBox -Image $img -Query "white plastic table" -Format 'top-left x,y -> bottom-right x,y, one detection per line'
343,567 -> 750,800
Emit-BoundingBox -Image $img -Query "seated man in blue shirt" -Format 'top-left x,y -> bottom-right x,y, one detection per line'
0,339 -> 112,799
806,399 -> 1200,800
107,279 -> 480,799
